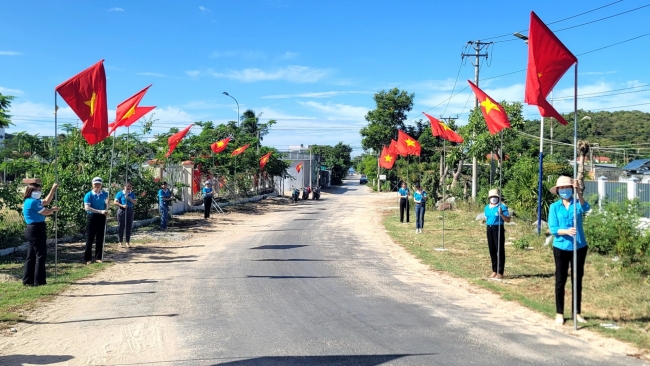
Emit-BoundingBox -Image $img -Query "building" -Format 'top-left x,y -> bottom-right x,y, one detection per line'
622,158 -> 650,183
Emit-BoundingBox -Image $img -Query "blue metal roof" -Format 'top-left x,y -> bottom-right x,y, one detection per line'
622,158 -> 650,171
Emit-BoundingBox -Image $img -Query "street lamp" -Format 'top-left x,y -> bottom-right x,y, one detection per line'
513,32 -> 529,43
223,92 -> 240,126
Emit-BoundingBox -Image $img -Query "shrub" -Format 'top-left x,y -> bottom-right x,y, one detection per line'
512,237 -> 530,250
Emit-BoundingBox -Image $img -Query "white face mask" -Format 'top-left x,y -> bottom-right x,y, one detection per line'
490,197 -> 499,204
31,191 -> 42,200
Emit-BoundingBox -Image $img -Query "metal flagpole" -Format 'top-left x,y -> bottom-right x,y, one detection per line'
101,129 -> 117,261
123,126 -> 129,247
496,130 -> 504,280
436,139 -> 448,251
573,63 -> 579,331
537,116 -> 544,235
54,92 -> 59,281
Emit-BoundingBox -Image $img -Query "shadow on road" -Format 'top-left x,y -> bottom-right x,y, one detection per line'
0,354 -> 74,365
245,275 -> 340,279
57,291 -> 157,298
250,245 -> 308,250
22,314 -> 178,325
210,354 -> 436,365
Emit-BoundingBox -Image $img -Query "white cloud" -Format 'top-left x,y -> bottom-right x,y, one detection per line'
0,86 -> 24,96
198,6 -> 211,13
180,100 -> 228,110
262,91 -> 371,99
185,70 -> 201,78
209,65 -> 330,83
0,51 -> 22,56
136,72 -> 167,78
108,7 -> 124,12
298,101 -> 369,121
257,107 -> 316,121
280,51 -> 298,60
209,50 -> 265,60
580,71 -> 617,76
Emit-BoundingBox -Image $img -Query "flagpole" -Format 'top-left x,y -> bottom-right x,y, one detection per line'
537,116 -> 544,236
573,63 -> 579,331
102,129 -> 117,261
496,130 -> 504,280
124,126 -> 129,247
54,92 -> 59,281
436,139 -> 447,252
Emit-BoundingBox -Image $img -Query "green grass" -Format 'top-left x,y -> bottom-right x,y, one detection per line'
384,204 -> 650,351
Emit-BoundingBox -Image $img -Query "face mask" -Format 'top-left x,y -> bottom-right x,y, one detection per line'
558,188 -> 573,199
490,197 -> 499,204
31,191 -> 42,200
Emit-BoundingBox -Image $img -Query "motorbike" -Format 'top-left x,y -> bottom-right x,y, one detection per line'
302,187 -> 311,200
291,187 -> 300,203
312,186 -> 321,200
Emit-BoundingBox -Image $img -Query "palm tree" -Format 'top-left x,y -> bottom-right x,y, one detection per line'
239,109 -> 276,142
0,93 -> 15,128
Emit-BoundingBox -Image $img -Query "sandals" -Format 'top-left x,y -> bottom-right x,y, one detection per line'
575,314 -> 586,323
118,243 -> 124,248
126,243 -> 131,248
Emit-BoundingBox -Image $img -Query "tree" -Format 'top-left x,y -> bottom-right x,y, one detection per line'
0,93 -> 15,128
360,88 -> 414,153
311,143 -> 352,185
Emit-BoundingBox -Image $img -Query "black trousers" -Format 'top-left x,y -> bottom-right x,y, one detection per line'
554,246 -> 588,315
486,225 -> 506,274
399,198 -> 410,222
117,207 -> 134,243
85,213 -> 106,262
23,222 -> 47,286
204,196 -> 212,218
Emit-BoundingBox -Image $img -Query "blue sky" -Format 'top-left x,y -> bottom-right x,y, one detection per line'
1,0 -> 649,155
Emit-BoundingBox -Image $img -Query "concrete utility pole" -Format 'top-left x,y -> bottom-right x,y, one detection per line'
461,40 -> 491,201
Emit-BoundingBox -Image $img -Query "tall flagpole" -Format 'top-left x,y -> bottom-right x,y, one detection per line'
496,130 -> 504,280
573,63 -> 579,331
537,116 -> 544,235
54,92 -> 59,281
102,129 -> 117,261
436,139 -> 448,252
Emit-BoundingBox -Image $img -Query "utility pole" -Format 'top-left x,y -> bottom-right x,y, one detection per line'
461,40 -> 492,201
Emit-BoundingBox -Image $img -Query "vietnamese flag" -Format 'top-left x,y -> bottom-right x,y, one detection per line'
109,84 -> 155,134
396,130 -> 421,156
379,146 -> 396,170
423,113 -> 464,143
231,144 -> 250,156
388,139 -> 399,157
55,60 -> 108,145
467,80 -> 511,135
260,152 -> 272,169
210,137 -> 231,154
524,11 -> 577,125
296,163 -> 303,173
165,124 -> 193,157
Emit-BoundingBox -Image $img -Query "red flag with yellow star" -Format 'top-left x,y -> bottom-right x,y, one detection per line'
210,137 -> 231,154
467,80 -> 511,135
388,139 -> 399,157
296,163 -> 303,173
260,152 -> 272,169
396,130 -> 421,156
524,11 -> 576,126
55,60 -> 108,145
231,144 -> 250,157
379,146 -> 396,169
423,113 -> 464,143
165,124 -> 193,158
109,84 -> 155,134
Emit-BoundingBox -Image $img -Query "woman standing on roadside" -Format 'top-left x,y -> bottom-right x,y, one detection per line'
484,188 -> 510,279
114,182 -> 137,248
398,181 -> 409,224
548,176 -> 590,326
22,182 -> 59,286
202,181 -> 214,219
413,183 -> 427,234
84,177 -> 109,265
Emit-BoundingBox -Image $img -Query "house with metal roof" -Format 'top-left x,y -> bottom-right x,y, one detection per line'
622,159 -> 650,174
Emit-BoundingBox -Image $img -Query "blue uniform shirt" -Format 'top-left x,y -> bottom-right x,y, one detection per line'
413,190 -> 427,204
484,203 -> 509,226
115,190 -> 136,208
202,187 -> 213,198
158,188 -> 172,206
23,198 -> 46,224
398,187 -> 409,198
84,190 -> 108,214
548,198 -> 591,251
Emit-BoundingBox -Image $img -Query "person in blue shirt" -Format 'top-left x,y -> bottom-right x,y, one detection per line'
548,176 -> 590,326
158,181 -> 173,230
84,177 -> 109,264
202,181 -> 214,219
22,182 -> 59,286
484,188 -> 511,279
114,182 -> 137,248
398,181 -> 410,224
413,183 -> 427,234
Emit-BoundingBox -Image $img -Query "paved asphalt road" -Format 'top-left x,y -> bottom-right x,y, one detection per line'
136,177 -> 642,366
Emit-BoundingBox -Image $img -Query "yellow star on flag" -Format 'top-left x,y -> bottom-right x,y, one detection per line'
262,157 -> 269,163
480,98 -> 501,114
404,138 -> 416,147
84,91 -> 96,116
538,72 -> 543,78
122,105 -> 136,120
217,141 -> 225,147
440,122 -> 452,131
384,154 -> 393,162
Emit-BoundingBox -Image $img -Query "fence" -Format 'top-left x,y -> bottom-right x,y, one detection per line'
584,178 -> 650,218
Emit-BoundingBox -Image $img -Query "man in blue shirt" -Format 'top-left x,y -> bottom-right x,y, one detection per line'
202,181 -> 214,219
398,181 -> 410,223
83,177 -> 109,264
158,181 -> 173,230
